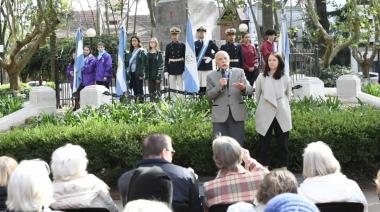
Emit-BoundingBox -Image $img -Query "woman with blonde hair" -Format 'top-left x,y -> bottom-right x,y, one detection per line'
298,141 -> 368,212
0,156 -> 18,210
50,143 -> 118,212
145,37 -> 164,102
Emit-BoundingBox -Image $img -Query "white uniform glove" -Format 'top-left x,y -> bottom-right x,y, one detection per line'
164,72 -> 169,79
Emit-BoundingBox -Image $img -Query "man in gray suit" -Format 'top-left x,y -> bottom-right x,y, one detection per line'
206,50 -> 253,146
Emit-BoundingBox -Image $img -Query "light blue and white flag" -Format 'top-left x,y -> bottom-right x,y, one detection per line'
116,25 -> 127,96
279,13 -> 290,75
73,28 -> 84,93
183,16 -> 199,93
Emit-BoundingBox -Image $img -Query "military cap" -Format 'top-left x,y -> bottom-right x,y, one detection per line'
170,27 -> 181,34
196,26 -> 207,32
225,28 -> 237,35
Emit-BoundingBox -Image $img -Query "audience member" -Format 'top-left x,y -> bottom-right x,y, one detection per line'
298,141 -> 368,211
6,160 -> 56,212
203,136 -> 268,212
50,143 -> 118,212
376,170 -> 380,198
127,166 -> 173,205
264,193 -> 319,212
124,199 -> 172,212
227,168 -> 298,212
0,156 -> 18,211
118,133 -> 202,212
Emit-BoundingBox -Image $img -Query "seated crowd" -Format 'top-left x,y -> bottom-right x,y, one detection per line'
0,134 -> 376,212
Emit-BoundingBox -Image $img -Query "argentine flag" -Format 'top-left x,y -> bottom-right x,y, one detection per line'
73,28 -> 84,93
116,25 -> 127,96
279,13 -> 290,75
183,16 -> 199,93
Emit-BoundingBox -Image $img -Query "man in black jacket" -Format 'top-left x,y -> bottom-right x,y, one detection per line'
118,133 -> 202,212
165,27 -> 186,92
194,26 -> 219,94
220,28 -> 244,69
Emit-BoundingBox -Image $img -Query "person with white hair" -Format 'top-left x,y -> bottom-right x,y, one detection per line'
123,199 -> 172,212
376,170 -> 380,199
298,141 -> 368,212
203,136 -> 268,211
50,143 -> 118,212
6,159 -> 56,212
0,156 -> 18,210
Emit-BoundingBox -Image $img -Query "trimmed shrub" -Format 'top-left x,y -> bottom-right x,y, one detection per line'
0,98 -> 379,186
320,65 -> 352,87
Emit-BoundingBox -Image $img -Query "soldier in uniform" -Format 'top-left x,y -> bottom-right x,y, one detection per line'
164,27 -> 186,92
194,26 -> 219,94
220,28 -> 244,69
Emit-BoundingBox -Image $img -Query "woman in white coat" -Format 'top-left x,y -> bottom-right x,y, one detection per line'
298,141 -> 368,212
255,53 -> 292,168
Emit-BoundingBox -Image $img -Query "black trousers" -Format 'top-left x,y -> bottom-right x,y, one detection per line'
96,81 -> 110,89
147,80 -> 161,102
260,118 -> 289,168
130,72 -> 144,101
244,69 -> 260,86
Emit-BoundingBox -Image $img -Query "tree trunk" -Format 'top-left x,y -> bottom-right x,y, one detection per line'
322,39 -> 333,68
315,0 -> 329,31
133,0 -> 139,35
361,61 -> 371,78
105,0 -> 111,34
262,0 -> 274,33
8,71 -> 20,90
247,0 -> 262,43
273,5 -> 279,32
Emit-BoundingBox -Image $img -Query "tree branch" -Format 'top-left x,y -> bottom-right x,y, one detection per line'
304,0 -> 331,43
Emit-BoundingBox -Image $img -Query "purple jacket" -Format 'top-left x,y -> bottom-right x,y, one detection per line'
66,63 -> 74,89
81,55 -> 97,86
95,52 -> 113,83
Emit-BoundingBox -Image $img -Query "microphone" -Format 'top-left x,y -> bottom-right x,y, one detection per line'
221,69 -> 229,88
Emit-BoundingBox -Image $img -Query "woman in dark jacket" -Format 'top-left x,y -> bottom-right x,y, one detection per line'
126,35 -> 146,102
145,37 -> 164,102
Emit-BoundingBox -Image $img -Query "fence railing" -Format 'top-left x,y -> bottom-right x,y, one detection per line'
289,45 -> 320,83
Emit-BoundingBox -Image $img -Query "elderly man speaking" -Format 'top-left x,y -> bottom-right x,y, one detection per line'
206,50 -> 253,146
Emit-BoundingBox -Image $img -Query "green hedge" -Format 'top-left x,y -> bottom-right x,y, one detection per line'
0,98 -> 379,186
